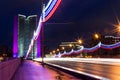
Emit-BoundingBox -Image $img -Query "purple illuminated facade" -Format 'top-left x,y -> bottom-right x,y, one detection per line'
37,17 -> 41,58
13,16 -> 18,57
37,35 -> 41,57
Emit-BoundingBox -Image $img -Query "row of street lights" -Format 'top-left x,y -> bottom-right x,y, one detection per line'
47,18 -> 120,57
49,39 -> 83,55
48,20 -> 120,56
49,33 -> 101,55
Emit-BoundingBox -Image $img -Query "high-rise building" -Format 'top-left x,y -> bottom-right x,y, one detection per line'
18,14 -> 37,57
13,14 -> 41,58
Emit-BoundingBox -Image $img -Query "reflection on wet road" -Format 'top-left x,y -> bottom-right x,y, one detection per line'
12,60 -> 80,80
36,58 -> 120,80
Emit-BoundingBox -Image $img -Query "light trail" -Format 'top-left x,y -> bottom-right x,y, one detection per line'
34,58 -> 120,80
45,62 -> 109,80
34,58 -> 120,66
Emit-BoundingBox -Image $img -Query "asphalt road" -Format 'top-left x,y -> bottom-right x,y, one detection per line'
42,58 -> 120,80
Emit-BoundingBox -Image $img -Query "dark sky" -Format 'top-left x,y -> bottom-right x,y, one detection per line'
0,0 -> 120,50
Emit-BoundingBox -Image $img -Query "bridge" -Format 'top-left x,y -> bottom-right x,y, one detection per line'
1,58 -> 120,80
6,0 -> 120,80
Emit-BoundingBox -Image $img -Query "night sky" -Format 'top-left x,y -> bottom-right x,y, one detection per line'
0,0 -> 120,50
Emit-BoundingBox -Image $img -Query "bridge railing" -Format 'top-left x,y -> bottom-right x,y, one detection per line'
0,58 -> 21,80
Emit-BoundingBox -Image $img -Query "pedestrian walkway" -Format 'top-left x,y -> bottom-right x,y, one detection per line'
12,60 -> 80,80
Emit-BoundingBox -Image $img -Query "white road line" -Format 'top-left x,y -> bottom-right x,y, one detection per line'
45,62 -> 109,80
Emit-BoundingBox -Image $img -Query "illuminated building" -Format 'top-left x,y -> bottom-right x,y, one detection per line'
13,14 -> 41,58
18,14 -> 37,58
103,36 -> 120,44
59,42 -> 82,52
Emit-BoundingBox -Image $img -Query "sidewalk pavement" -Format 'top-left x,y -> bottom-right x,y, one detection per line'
12,60 -> 80,80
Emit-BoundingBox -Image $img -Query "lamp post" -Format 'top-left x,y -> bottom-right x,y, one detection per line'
93,33 -> 101,45
41,0 -> 45,64
94,33 -> 101,57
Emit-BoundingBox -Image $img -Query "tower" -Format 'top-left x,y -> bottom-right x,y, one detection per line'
18,14 -> 38,58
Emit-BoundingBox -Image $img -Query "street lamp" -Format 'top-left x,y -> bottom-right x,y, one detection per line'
50,52 -> 52,55
94,33 -> 99,39
69,44 -> 73,47
77,39 -> 83,44
61,47 -> 65,53
93,33 -> 101,57
57,49 -> 59,52
53,50 -> 56,54
112,21 -> 120,36
41,0 -> 44,64
117,26 -> 120,32
62,47 -> 65,50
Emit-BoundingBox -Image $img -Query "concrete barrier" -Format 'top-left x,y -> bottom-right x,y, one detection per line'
0,58 -> 21,80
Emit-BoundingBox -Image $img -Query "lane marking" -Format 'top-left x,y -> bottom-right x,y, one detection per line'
45,62 -> 109,80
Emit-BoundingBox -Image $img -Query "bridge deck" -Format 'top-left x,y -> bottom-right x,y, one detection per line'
12,60 -> 79,80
